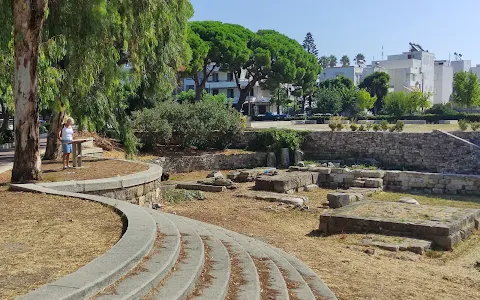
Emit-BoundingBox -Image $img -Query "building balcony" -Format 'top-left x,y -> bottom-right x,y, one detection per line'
205,80 -> 237,89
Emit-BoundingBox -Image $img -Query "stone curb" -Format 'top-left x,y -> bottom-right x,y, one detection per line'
38,161 -> 162,193
12,184 -> 157,300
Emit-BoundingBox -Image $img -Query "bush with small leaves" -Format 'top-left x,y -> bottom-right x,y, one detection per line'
365,123 -> 373,131
336,123 -> 344,131
471,122 -> 480,131
358,124 -> 366,131
350,123 -> 358,131
394,120 -> 405,132
328,116 -> 344,132
380,120 -> 389,131
459,119 -> 469,131
373,124 -> 381,132
328,123 -> 336,131
389,126 -> 396,132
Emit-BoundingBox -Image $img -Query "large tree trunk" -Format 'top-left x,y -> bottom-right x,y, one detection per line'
43,108 -> 65,160
235,88 -> 250,112
301,96 -> 306,113
11,0 -> 47,183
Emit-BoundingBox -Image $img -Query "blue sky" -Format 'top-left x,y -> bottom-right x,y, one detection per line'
190,0 -> 479,65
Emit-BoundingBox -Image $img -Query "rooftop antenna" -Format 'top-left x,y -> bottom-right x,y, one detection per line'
381,45 -> 384,60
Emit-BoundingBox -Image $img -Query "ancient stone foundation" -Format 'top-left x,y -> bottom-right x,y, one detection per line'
320,201 -> 480,250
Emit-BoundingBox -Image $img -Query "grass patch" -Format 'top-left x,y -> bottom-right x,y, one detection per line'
0,188 -> 123,299
370,191 -> 480,209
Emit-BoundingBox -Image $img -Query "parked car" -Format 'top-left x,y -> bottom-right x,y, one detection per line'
263,112 -> 287,121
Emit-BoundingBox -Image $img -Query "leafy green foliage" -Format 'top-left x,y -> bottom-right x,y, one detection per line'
0,130 -> 13,144
328,116 -> 344,132
452,71 -> 480,108
359,72 -> 390,112
314,88 -> 342,114
424,104 -> 457,115
459,119 -> 469,131
319,56 -> 329,69
471,122 -> 480,131
247,129 -> 304,152
350,123 -> 358,131
358,124 -> 366,131
302,32 -> 318,59
356,88 -> 377,111
340,55 -> 350,67
328,55 -> 337,68
133,96 -> 243,151
373,124 -> 380,131
393,120 -> 405,132
354,53 -> 366,66
318,75 -> 354,90
383,92 -> 410,117
380,120 -> 389,131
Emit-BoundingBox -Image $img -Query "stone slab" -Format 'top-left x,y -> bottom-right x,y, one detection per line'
439,120 -> 458,124
360,236 -> 432,254
255,171 -> 317,193
320,201 -> 480,250
237,192 -> 308,207
176,182 -> 226,192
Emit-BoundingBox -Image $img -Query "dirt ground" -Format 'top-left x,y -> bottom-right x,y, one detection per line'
163,171 -> 480,300
0,158 -> 148,184
0,188 -> 123,299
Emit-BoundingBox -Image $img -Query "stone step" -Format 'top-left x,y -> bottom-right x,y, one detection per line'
145,213 -> 205,300
94,211 -> 181,300
167,214 -> 230,300
178,216 -> 261,300
181,218 -> 289,300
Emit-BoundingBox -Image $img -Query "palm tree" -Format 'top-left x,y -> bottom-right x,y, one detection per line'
354,53 -> 366,66
340,55 -> 350,67
319,56 -> 330,69
328,55 -> 337,68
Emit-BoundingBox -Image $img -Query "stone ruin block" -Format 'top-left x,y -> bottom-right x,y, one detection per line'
320,201 -> 480,250
255,172 -> 317,193
327,192 -> 358,209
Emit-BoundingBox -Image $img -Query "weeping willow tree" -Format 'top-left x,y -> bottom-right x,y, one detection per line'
0,0 -> 193,182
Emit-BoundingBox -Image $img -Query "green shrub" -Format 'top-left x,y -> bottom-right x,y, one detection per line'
132,98 -> 243,151
471,122 -> 480,131
328,116 -> 344,132
394,120 -> 405,132
365,123 -> 373,131
358,124 -> 366,131
373,124 -> 380,132
350,123 -> 358,131
380,120 -> 389,131
459,119 -> 469,131
247,128 -> 303,153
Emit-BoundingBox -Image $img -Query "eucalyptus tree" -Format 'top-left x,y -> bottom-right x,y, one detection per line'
0,0 -> 193,182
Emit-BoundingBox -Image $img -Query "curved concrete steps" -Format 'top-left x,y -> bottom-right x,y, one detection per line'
17,184 -> 336,300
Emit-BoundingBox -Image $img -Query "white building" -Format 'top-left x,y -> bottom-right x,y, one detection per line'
470,64 -> 480,79
451,60 -> 471,74
434,60 -> 453,104
319,66 -> 366,86
373,43 -> 435,100
182,66 -> 278,115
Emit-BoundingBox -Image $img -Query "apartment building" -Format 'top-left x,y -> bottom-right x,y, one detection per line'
434,60 -> 453,104
319,66 -> 366,86
181,66 -> 278,115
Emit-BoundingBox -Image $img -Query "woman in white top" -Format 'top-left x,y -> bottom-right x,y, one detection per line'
61,117 -> 74,169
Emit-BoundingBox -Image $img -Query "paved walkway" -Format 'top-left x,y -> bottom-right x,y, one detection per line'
0,135 -> 47,174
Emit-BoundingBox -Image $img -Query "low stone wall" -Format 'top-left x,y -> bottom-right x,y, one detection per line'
38,162 -> 163,207
289,166 -> 480,195
154,152 -> 268,173
233,130 -> 480,175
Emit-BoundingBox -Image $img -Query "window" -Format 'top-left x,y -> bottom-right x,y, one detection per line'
213,73 -> 219,82
227,73 -> 234,81
408,54 -> 413,59
227,89 -> 235,98
186,85 -> 195,91
213,89 -> 219,96
249,89 -> 254,97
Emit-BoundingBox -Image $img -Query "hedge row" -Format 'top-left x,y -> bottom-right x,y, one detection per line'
252,113 -> 480,123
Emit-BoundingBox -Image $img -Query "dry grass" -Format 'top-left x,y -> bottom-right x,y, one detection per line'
0,158 -> 148,184
0,188 -> 123,299
163,173 -> 480,300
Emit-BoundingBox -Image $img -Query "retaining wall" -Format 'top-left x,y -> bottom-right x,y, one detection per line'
38,162 -> 163,207
154,152 -> 268,173
289,166 -> 480,195
233,130 -> 480,175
